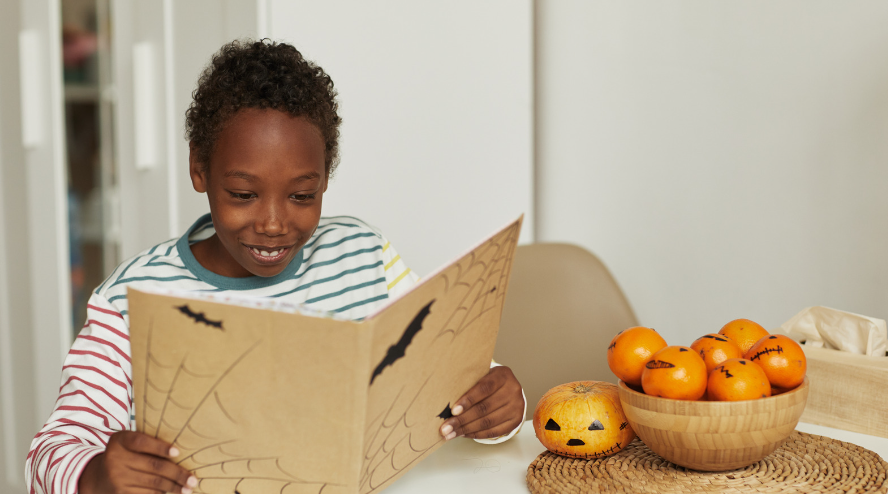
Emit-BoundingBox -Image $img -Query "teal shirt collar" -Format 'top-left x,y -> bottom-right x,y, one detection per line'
177,213 -> 305,290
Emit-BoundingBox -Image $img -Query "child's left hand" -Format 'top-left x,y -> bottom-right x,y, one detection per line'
439,365 -> 524,441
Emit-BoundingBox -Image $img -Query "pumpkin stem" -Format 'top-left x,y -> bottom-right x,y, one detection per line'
573,384 -> 593,394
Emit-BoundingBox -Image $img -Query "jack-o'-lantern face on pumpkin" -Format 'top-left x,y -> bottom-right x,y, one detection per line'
532,381 -> 635,459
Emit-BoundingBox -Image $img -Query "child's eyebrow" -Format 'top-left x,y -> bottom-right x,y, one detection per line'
223,171 -> 320,183
290,172 -> 321,183
224,170 -> 259,182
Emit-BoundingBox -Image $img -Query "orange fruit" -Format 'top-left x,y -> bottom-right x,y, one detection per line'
690,333 -> 743,374
707,358 -> 771,401
718,318 -> 769,355
640,346 -> 708,400
744,334 -> 806,389
607,327 -> 668,387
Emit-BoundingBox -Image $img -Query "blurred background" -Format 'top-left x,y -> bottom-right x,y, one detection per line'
1,1 -> 887,490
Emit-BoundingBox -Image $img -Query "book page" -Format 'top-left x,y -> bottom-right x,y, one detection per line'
359,217 -> 522,493
129,289 -> 368,494
127,215 -> 523,494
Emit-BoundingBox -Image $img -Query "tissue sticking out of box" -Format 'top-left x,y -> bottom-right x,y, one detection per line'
780,306 -> 888,357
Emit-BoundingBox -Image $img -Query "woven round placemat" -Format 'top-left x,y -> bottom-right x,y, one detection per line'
527,431 -> 888,493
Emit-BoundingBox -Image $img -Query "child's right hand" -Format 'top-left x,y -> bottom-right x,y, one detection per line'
78,431 -> 198,494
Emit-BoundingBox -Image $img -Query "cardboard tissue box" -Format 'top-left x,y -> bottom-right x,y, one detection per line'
779,306 -> 888,439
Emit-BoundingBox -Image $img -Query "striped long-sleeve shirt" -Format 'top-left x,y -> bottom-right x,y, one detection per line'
26,214 -> 522,494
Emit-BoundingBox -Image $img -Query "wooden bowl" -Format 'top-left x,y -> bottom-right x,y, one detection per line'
618,377 -> 809,471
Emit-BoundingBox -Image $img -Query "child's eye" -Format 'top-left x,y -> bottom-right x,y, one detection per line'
228,191 -> 256,201
290,193 -> 316,202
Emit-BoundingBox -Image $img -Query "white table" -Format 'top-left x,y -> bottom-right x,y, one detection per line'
384,421 -> 888,493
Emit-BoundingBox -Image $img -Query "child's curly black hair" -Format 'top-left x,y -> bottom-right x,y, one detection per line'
185,39 -> 341,177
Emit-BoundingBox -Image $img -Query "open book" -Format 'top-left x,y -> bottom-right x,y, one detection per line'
127,216 -> 522,494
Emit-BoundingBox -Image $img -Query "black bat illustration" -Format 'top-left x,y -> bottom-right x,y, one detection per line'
437,403 -> 453,420
175,304 -> 223,330
369,300 -> 434,385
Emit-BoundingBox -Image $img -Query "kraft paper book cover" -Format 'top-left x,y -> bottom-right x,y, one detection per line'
127,216 -> 522,494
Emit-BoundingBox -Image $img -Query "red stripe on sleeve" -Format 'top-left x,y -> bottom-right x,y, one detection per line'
34,469 -> 44,494
62,364 -> 128,390
56,390 -> 126,429
44,434 -> 85,448
86,319 -> 129,341
33,435 -> 66,463
75,335 -> 131,363
87,304 -> 125,319
29,435 -> 60,462
48,448 -> 67,471
55,419 -> 111,444
60,446 -> 99,494
32,442 -> 72,494
68,349 -> 132,385
47,445 -> 83,494
29,433 -> 84,469
36,443 -> 65,482
56,406 -> 110,429
58,375 -> 128,412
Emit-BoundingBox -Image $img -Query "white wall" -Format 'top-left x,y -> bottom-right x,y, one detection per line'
172,0 -> 259,236
537,1 -> 888,345
268,0 -> 534,277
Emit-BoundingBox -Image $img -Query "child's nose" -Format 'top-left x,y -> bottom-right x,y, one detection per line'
255,202 -> 288,235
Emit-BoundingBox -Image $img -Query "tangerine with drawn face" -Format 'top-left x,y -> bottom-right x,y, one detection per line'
641,345 -> 708,400
532,381 -> 635,459
744,334 -> 807,389
607,326 -> 668,387
707,358 -> 772,401
718,318 -> 770,355
690,333 -> 743,374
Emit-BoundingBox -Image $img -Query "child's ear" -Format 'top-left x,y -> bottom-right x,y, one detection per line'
189,142 -> 208,193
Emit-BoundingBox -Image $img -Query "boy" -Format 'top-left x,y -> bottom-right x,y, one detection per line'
27,40 -> 525,494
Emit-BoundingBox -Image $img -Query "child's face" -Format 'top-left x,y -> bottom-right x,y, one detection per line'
189,108 -> 327,278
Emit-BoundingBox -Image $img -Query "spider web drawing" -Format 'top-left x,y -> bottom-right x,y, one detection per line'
433,222 -> 519,342
357,376 -> 441,493
358,220 -> 521,493
139,321 -> 342,494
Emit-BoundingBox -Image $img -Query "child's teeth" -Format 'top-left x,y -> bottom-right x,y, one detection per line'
251,247 -> 283,258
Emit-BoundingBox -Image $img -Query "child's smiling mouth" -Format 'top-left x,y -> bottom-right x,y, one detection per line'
245,244 -> 291,264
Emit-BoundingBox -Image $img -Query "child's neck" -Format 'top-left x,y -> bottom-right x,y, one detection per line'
190,234 -> 254,278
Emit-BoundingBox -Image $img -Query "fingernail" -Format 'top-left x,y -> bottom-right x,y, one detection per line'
187,476 -> 198,487
169,447 -> 180,457
181,488 -> 193,494
445,431 -> 457,441
440,424 -> 453,435
451,405 -> 463,416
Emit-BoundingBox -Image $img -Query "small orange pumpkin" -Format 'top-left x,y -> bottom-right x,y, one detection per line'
532,381 -> 635,459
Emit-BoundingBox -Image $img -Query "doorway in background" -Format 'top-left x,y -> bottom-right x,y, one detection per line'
61,0 -> 120,331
